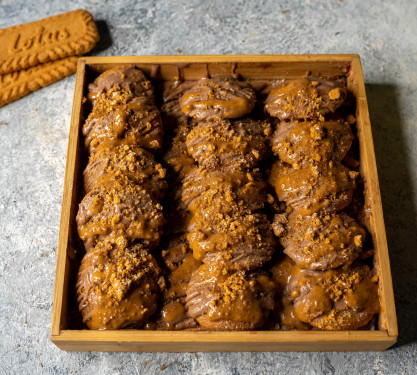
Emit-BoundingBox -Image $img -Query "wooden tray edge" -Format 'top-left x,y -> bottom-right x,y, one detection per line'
50,54 -> 398,351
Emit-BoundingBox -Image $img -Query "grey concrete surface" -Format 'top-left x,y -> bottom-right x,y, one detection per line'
0,0 -> 416,374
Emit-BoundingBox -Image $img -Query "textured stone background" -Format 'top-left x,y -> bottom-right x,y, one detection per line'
0,0 -> 416,374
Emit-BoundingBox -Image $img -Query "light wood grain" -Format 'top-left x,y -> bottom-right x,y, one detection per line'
51,55 -> 397,352
51,330 -> 395,352
51,58 -> 86,336
82,54 -> 353,80
349,57 -> 397,337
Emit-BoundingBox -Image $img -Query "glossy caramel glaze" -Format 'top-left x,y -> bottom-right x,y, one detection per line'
187,209 -> 275,270
271,119 -> 353,167
161,80 -> 196,129
163,122 -> 196,183
160,255 -> 202,330
87,67 -> 155,106
264,74 -> 379,332
184,173 -> 275,270
164,250 -> 202,301
286,263 -> 379,330
83,140 -> 167,199
265,77 -> 347,120
76,66 -> 170,330
181,166 -> 267,212
186,118 -> 272,171
170,74 -> 278,329
83,93 -> 163,152
160,235 -> 202,303
278,212 -> 366,270
269,160 -> 356,215
185,264 -> 276,330
76,241 -> 162,330
269,256 -> 311,330
147,235 -> 202,330
76,173 -> 165,251
162,122 -> 195,236
74,70 -> 379,332
179,76 -> 256,120
178,79 -> 276,272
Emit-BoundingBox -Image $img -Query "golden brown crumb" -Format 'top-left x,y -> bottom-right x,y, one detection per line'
347,114 -> 356,124
328,88 -> 341,100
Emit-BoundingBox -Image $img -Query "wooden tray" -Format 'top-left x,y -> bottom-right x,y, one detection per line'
51,54 -> 397,352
